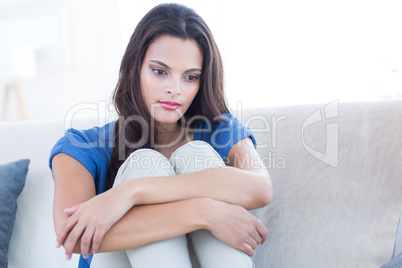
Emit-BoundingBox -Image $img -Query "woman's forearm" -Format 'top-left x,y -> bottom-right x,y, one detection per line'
76,198 -> 208,253
74,197 -> 267,257
120,166 -> 271,211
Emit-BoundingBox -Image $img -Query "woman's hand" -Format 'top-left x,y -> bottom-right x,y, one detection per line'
203,199 -> 268,256
55,184 -> 135,260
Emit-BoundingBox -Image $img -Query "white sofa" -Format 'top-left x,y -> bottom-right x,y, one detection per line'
1,100 -> 401,268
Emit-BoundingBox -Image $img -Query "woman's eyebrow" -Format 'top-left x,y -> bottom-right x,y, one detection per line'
150,60 -> 202,73
185,68 -> 202,73
150,60 -> 171,70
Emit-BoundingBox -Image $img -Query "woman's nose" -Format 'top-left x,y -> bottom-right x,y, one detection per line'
166,78 -> 181,95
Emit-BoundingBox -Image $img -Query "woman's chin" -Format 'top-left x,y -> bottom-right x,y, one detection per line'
152,113 -> 182,125
151,108 -> 186,124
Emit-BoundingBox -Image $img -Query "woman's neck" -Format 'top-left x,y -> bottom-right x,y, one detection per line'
155,123 -> 183,145
154,123 -> 193,156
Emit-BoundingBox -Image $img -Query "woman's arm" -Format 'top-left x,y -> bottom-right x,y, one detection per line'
95,198 -> 266,256
119,138 -> 272,210
53,153 -> 267,260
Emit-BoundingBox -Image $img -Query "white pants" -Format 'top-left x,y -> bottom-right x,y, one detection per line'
91,141 -> 254,268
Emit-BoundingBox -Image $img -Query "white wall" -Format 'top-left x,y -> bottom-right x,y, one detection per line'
0,0 -> 122,121
1,0 -> 401,121
118,0 -> 402,110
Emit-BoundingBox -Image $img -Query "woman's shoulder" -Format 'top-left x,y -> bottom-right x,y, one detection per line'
193,112 -> 256,161
194,113 -> 238,130
69,121 -> 115,137
49,122 -> 116,163
62,121 -> 116,147
212,112 -> 244,130
49,121 -> 116,177
194,112 -> 253,138
220,112 -> 238,123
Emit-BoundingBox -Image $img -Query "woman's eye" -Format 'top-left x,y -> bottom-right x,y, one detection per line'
153,69 -> 167,76
185,75 -> 199,81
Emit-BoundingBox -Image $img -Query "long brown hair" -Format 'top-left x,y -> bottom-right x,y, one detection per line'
108,3 -> 229,188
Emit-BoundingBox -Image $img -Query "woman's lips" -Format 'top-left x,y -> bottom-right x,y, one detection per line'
159,101 -> 181,110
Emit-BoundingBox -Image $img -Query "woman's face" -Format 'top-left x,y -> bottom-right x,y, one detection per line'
140,35 -> 203,126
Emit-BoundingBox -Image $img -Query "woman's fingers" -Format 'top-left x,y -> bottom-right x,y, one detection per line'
57,204 -> 94,260
91,226 -> 109,254
241,220 -> 267,256
56,215 -> 79,249
64,204 -> 81,216
241,242 -> 255,256
246,219 -> 268,253
63,222 -> 86,260
256,220 -> 268,244
249,229 -> 262,248
80,226 -> 95,259
57,215 -> 109,260
246,235 -> 258,250
247,219 -> 267,249
206,200 -> 269,256
56,190 -> 131,260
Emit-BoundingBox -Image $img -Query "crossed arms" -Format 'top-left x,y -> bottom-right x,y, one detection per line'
52,138 -> 273,260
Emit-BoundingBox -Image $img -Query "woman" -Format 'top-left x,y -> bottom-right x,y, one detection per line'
51,3 -> 273,268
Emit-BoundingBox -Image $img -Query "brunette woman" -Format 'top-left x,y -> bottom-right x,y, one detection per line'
51,3 -> 272,267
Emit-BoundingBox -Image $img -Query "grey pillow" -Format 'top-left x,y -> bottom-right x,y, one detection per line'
0,159 -> 30,267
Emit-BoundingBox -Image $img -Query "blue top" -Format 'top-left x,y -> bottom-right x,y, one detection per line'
49,113 -> 256,268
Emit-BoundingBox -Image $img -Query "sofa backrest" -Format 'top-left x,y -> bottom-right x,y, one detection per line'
1,100 -> 401,268
239,100 -> 402,267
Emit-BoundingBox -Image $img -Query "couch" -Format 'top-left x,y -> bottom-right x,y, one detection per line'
1,100 -> 401,268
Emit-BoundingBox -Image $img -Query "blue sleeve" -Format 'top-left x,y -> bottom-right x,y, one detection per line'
195,113 -> 257,162
48,122 -> 115,194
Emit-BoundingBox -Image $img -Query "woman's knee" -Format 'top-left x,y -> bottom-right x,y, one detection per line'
169,141 -> 225,174
114,149 -> 175,186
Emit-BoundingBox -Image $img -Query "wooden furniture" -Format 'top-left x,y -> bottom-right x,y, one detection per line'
2,84 -> 28,121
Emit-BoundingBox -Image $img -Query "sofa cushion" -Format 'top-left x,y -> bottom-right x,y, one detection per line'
0,159 -> 30,267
